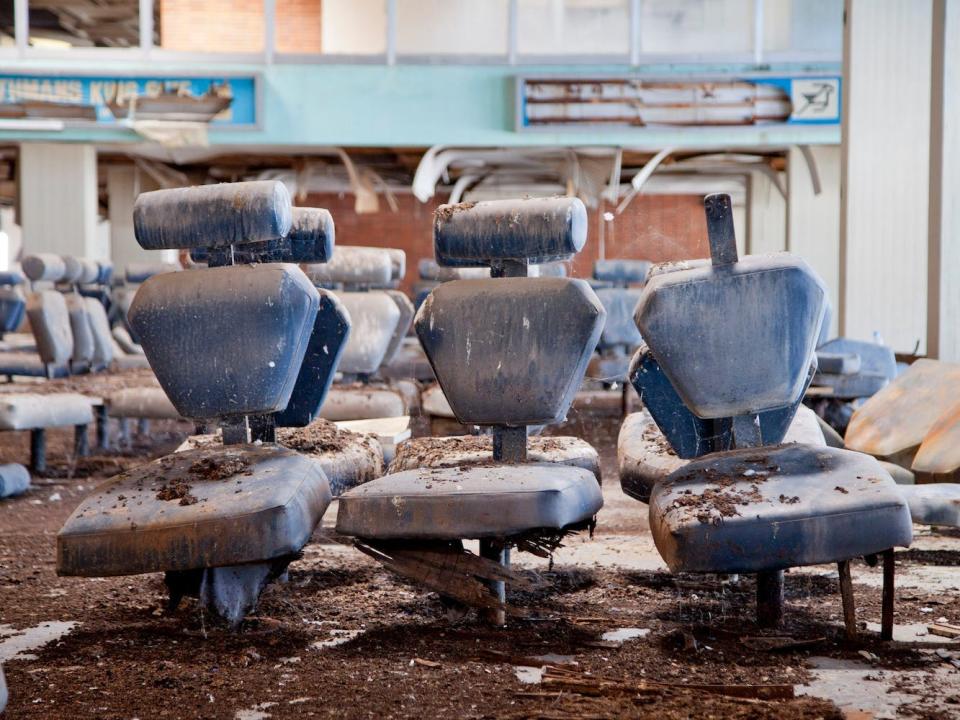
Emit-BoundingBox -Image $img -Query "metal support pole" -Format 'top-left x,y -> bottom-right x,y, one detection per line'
137,418 -> 150,436
95,404 -> 109,450
74,423 -> 89,458
221,416 -> 250,446
881,549 -> 895,641
756,570 -> 784,628
479,538 -> 506,627
30,428 -> 46,475
838,559 -> 857,640
118,418 -> 131,448
492,426 -> 527,463
249,414 -> 276,443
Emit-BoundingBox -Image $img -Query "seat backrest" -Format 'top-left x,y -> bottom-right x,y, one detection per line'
594,287 -> 643,352
633,193 -> 826,448
84,296 -> 114,369
304,246 -> 393,289
130,181 -> 345,442
418,197 -> 605,460
64,294 -> 94,366
26,290 -> 73,369
0,272 -> 25,336
22,253 -> 67,284
593,259 -> 651,287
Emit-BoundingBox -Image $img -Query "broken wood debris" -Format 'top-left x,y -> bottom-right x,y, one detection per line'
928,623 -> 960,639
537,666 -> 796,701
355,539 -> 538,615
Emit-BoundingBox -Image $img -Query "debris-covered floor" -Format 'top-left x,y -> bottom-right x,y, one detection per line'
1,409 -> 959,719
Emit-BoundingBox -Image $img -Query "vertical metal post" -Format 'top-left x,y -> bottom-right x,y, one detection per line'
30,428 -> 45,475
838,559 -> 857,640
95,404 -> 109,450
249,414 -> 276,443
732,414 -> 763,448
140,0 -> 154,55
704,193 -> 739,266
881,549 -> 895,641
479,538 -> 506,627
14,0 -> 27,56
629,0 -> 642,66
263,0 -> 276,64
492,426 -> 527,463
752,0 -> 764,65
756,569 -> 784,628
74,424 -> 89,458
385,0 -> 397,65
137,418 -> 150,436
221,416 -> 250,445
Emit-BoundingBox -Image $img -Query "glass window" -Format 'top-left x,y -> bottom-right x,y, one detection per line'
0,1 -> 14,47
640,0 -> 753,55
397,0 -> 508,56
517,0 -> 629,57
319,0 -> 387,55
763,0 -> 842,55
27,0 -> 142,49
158,0 -> 263,53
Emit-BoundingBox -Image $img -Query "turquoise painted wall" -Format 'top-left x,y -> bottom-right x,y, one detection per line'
0,59 -> 841,148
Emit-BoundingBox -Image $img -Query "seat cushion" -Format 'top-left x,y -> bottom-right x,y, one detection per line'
319,385 -> 406,421
389,434 -> 601,482
846,359 -> 960,465
898,484 -> 960,527
818,337 -> 897,380
0,463 -> 30,499
178,420 -> 383,497
336,463 -> 602,540
57,446 -> 331,577
0,351 -> 62,378
649,444 -> 913,574
105,387 -> 180,419
0,393 -> 94,430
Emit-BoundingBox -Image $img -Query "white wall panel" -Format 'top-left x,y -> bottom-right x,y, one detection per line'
788,145 -> 841,338
841,0 -> 932,353
747,170 -> 787,256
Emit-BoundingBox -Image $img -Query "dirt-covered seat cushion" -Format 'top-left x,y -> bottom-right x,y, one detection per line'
336,463 -> 602,540
898,484 -> 960,527
0,393 -> 94,430
389,434 -> 601,482
0,351 -> 68,378
57,446 -> 331,576
105,387 -> 180,419
618,406 -> 827,502
319,384 -> 407,421
649,444 -> 912,574
177,420 -> 383,497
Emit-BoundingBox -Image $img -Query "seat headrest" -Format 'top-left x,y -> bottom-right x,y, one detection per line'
22,254 -> 66,282
304,246 -> 393,288
129,264 -> 319,420
61,256 -> 83,283
229,207 -> 335,264
593,259 -> 651,285
595,287 -> 643,349
77,258 -> 100,285
416,277 -> 605,426
134,180 -> 292,250
434,197 -> 588,267
0,271 -> 24,286
634,194 -> 826,419
125,262 -> 182,284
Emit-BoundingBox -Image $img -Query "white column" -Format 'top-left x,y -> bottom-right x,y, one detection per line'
746,170 -> 787,256
840,0 -> 933,354
106,164 -> 172,271
927,0 -> 960,361
788,145 -> 842,339
18,143 -> 101,260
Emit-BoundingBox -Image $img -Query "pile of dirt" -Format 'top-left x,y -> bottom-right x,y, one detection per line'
155,480 -> 197,506
278,420 -> 359,455
187,454 -> 249,481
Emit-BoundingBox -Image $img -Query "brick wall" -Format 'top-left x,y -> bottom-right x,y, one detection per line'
302,192 -> 709,293
160,0 -> 265,52
160,0 -> 321,52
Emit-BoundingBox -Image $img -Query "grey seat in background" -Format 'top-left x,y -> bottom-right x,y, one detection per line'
338,196 -> 605,624
0,271 -> 26,342
58,180 -> 343,627
0,463 -> 31,499
618,193 -> 911,638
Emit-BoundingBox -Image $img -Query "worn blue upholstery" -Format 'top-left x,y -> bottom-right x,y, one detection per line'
813,337 -> 897,399
337,464 -> 602,540
0,271 -> 23,287
232,207 -> 335,264
628,345 -> 814,459
417,277 -> 605,425
650,444 -> 913,573
593,259 -> 651,286
58,446 -> 331,576
635,253 -> 826,418
595,287 -> 643,349
134,181 -> 293,250
274,289 -> 350,427
129,264 -> 319,419
434,197 -> 587,266
0,288 -> 25,334
0,463 -> 30,498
